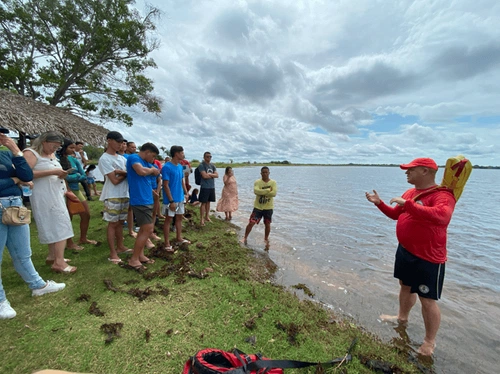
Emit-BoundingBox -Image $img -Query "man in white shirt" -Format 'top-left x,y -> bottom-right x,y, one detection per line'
98,131 -> 132,264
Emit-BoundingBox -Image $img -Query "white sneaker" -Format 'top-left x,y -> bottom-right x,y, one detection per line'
32,280 -> 66,297
0,299 -> 16,319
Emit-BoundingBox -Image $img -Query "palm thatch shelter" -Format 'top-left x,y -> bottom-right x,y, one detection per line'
0,89 -> 109,148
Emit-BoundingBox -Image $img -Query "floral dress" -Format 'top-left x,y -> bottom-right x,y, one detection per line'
216,175 -> 239,213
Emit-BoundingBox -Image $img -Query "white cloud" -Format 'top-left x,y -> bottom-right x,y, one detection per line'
118,0 -> 500,166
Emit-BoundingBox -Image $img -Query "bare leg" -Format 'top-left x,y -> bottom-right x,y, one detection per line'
175,214 -> 183,242
50,240 -> 75,271
107,221 -> 126,260
78,201 -> 95,244
241,222 -> 255,244
380,282 -> 416,323
264,222 -> 271,246
114,220 -> 129,252
163,215 -> 172,248
129,223 -> 154,267
149,196 -> 161,240
205,202 -> 211,221
418,297 -> 440,355
200,203 -> 206,225
127,207 -> 136,237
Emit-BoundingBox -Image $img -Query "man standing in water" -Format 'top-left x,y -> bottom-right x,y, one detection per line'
241,166 -> 277,250
365,158 -> 456,356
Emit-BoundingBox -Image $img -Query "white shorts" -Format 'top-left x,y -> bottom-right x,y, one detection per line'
162,201 -> 185,217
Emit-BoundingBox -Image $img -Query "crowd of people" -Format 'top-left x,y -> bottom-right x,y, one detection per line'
0,129 -> 263,319
2,128 -> 454,359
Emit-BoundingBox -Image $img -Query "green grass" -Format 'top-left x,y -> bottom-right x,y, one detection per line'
0,193 -> 422,373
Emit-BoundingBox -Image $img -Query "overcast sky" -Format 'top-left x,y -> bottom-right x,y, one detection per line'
109,0 -> 500,166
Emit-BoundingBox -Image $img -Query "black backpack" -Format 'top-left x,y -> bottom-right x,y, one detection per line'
194,166 -> 202,185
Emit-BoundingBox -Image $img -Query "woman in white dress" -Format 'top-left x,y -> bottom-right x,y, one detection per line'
23,132 -> 77,274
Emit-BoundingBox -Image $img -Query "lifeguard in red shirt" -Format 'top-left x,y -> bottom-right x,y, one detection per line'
366,157 -> 456,356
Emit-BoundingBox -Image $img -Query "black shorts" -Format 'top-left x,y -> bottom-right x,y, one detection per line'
394,244 -> 445,300
249,208 -> 273,224
131,205 -> 154,226
199,188 -> 216,203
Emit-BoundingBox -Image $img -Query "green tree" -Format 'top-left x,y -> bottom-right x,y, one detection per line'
0,0 -> 162,126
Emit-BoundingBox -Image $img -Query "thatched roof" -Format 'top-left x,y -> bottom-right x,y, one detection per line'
0,89 -> 109,146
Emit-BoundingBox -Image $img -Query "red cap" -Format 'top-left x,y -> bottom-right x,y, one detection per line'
400,157 -> 438,171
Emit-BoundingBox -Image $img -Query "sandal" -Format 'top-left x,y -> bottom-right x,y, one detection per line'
108,258 -> 123,264
52,265 -> 77,274
117,248 -> 133,254
175,239 -> 191,245
164,246 -> 175,253
141,259 -> 155,264
67,245 -> 84,251
45,258 -> 71,265
80,239 -> 98,245
126,263 -> 147,272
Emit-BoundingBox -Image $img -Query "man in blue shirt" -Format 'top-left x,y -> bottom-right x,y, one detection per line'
161,145 -> 190,251
126,142 -> 161,270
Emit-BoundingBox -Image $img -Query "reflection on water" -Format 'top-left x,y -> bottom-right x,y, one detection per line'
214,166 -> 500,374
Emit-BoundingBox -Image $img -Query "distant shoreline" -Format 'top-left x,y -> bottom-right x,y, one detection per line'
210,162 -> 500,169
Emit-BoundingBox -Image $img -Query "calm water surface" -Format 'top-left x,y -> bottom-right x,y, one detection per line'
213,166 -> 500,374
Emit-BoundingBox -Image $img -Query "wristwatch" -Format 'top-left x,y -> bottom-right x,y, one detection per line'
169,200 -> 174,204
15,151 -> 23,157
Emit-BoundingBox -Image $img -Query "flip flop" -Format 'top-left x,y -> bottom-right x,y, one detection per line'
141,259 -> 155,264
52,265 -> 77,274
108,258 -> 123,264
164,246 -> 175,253
67,245 -> 84,251
117,248 -> 133,254
175,239 -> 191,245
126,263 -> 147,271
45,258 -> 71,265
80,240 -> 98,245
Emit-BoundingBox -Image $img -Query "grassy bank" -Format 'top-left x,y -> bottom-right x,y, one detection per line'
1,197 -> 422,373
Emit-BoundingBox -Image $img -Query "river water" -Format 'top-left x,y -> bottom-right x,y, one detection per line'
211,165 -> 499,374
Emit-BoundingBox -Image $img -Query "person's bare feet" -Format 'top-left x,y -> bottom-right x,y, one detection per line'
418,339 -> 436,356
129,231 -> 137,238
239,237 -> 247,245
379,314 -> 408,325
79,239 -> 97,245
67,244 -> 84,251
146,239 -> 155,249
150,233 -> 161,241
116,248 -> 133,254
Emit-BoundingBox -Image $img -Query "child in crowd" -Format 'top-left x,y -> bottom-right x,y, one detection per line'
86,164 -> 100,196
189,188 -> 200,206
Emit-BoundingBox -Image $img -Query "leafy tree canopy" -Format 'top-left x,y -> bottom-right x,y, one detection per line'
0,0 -> 162,126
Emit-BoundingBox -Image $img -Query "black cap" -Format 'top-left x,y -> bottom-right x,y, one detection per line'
106,131 -> 124,142
0,127 -> 10,134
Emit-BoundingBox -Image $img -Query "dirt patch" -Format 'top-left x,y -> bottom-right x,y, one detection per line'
76,294 -> 91,302
276,321 -> 301,346
89,301 -> 105,317
292,283 -> 315,298
100,323 -> 123,344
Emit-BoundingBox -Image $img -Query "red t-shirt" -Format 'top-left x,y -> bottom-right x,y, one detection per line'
377,187 -> 456,264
